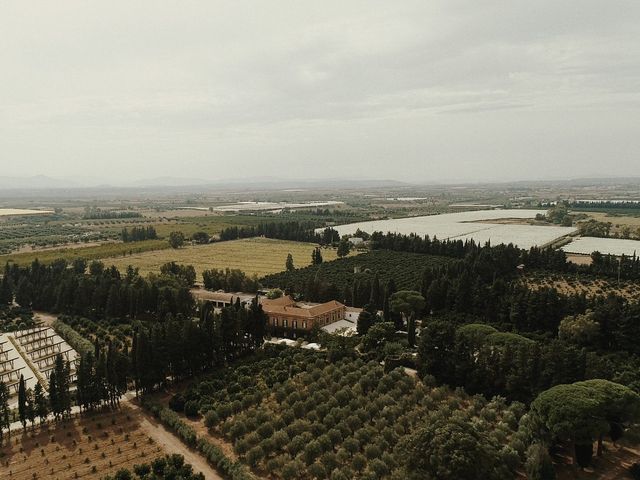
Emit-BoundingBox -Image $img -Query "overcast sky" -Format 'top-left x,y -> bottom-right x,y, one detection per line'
1,1 -> 639,184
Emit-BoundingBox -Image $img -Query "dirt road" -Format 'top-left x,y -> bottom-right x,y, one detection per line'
136,414 -> 223,480
118,393 -> 223,480
33,311 -> 58,326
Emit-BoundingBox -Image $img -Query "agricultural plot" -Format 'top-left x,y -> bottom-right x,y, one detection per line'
0,407 -> 166,480
522,272 -> 640,302
261,249 -> 452,292
172,347 -> 522,480
562,237 -> 640,256
103,238 -> 343,279
0,209 -> 54,216
211,201 -> 344,212
0,333 -> 38,406
323,209 -> 577,249
0,239 -> 168,267
0,327 -> 79,406
0,223 -> 108,255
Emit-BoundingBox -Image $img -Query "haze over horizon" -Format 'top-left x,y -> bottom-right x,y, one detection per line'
2,1 -> 639,184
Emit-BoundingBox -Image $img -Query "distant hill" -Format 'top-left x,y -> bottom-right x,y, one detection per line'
0,175 -> 80,190
0,175 -> 407,191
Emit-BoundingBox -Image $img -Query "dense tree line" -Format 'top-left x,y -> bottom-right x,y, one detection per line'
417,321 -> 591,403
121,226 -> 158,242
83,207 -> 142,219
203,268 -> 259,293
589,251 -> 640,280
571,200 -> 640,210
76,341 -> 129,411
3,259 -> 194,320
218,221 -> 337,244
131,298 -> 267,394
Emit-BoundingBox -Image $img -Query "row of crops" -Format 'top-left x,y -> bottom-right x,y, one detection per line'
0,223 -> 112,254
172,346 -> 523,479
260,249 -> 453,292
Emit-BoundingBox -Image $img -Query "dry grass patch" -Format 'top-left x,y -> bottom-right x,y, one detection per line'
102,238 -> 349,278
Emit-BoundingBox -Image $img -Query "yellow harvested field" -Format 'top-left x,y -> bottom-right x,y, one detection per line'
103,237 -> 343,278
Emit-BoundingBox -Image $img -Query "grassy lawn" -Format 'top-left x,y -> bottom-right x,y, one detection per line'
102,237 -> 345,278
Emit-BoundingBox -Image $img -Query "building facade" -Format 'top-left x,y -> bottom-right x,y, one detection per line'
262,296 -> 346,338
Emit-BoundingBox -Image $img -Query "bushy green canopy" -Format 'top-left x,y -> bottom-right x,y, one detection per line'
531,379 -> 640,444
390,290 -> 425,316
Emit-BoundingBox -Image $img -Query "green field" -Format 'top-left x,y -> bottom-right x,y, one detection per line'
0,239 -> 169,266
102,238 -> 345,279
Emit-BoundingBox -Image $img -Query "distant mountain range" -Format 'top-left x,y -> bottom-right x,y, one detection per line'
0,175 -> 407,191
1,174 -> 638,192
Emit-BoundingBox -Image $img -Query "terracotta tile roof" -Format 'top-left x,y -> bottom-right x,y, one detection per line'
261,296 -> 296,308
262,296 -> 345,318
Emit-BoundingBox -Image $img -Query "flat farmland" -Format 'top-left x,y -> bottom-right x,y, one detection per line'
522,273 -> 640,302
0,407 -> 165,480
0,239 -> 168,267
103,238 -> 343,278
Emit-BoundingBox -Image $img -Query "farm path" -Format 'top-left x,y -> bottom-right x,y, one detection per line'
123,393 -> 224,480
33,310 -> 58,326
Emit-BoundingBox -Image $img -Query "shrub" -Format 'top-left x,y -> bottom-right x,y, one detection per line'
204,410 -> 219,428
169,394 -> 186,413
308,461 -> 327,479
246,446 -> 264,467
281,460 -> 304,480
524,444 -> 556,480
352,453 -> 367,472
184,400 -> 200,418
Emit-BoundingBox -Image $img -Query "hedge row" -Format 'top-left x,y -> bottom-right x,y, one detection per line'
53,319 -> 94,356
198,437 -> 255,480
143,400 -> 255,480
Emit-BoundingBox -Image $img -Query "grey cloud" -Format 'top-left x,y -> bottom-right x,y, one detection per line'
0,0 -> 639,182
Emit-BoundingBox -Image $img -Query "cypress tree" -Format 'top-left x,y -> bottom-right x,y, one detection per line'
0,275 -> 12,305
286,254 -> 294,272
18,374 -> 27,430
407,312 -> 416,348
48,370 -> 59,420
26,389 -> 35,429
34,382 -> 48,424
383,295 -> 390,322
370,272 -> 381,309
0,381 -> 10,442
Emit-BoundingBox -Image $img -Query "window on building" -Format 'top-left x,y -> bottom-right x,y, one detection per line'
283,319 -> 288,328
303,321 -> 307,329
293,320 -> 298,329
273,318 -> 278,326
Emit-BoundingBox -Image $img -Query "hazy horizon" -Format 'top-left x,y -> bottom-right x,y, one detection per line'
2,1 -> 639,184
